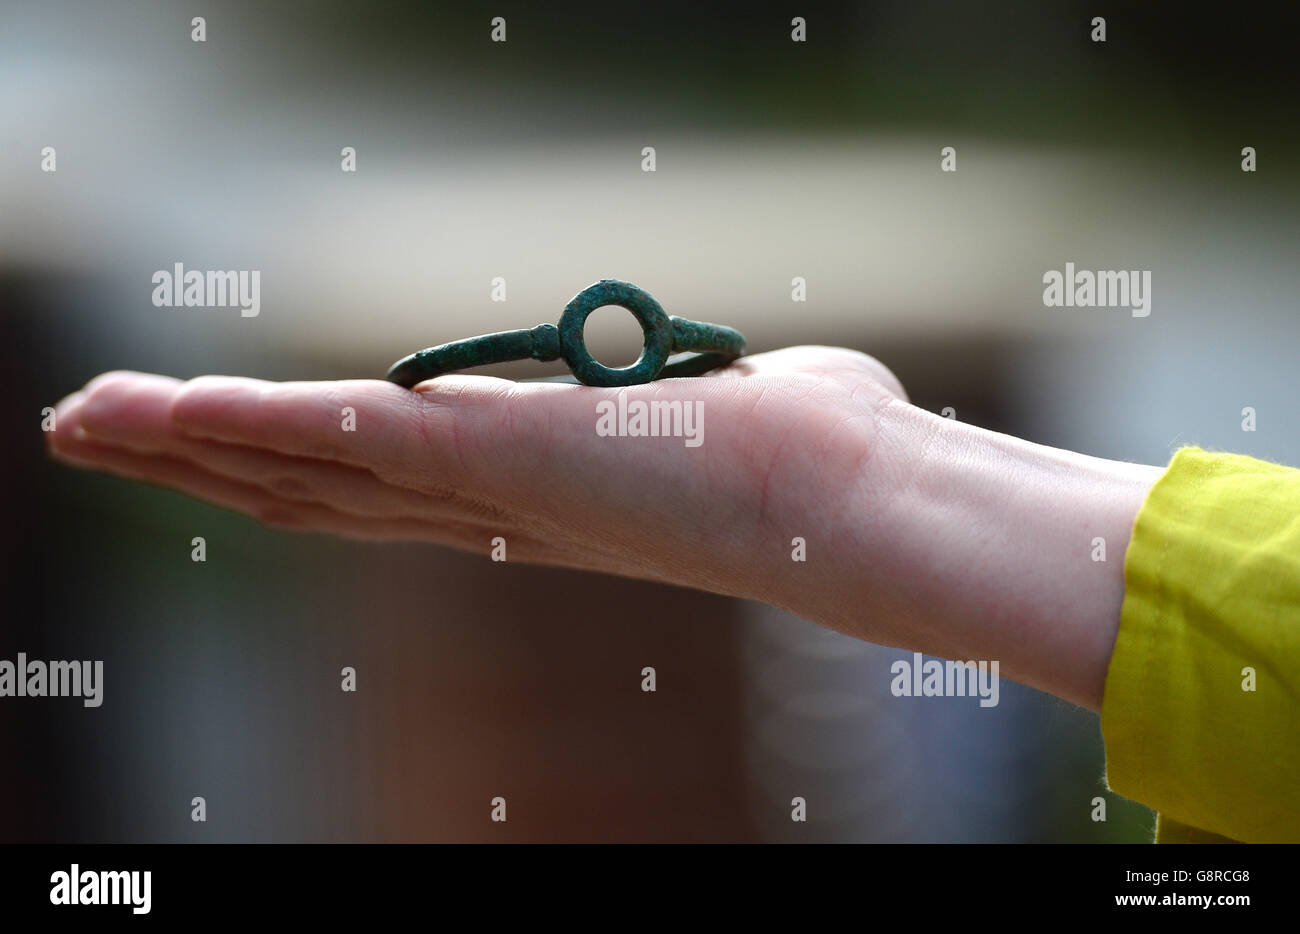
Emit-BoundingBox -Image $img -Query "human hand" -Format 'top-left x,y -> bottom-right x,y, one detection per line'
48,346 -> 1159,710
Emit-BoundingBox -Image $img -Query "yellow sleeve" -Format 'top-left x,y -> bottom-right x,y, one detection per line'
1101,446 -> 1300,843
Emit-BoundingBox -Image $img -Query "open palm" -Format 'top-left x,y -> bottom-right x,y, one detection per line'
49,347 -> 907,611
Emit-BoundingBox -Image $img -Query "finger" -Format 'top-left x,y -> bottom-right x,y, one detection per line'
53,379 -> 641,568
55,437 -> 496,544
171,375 -> 460,475
170,375 -> 519,519
718,345 -> 909,402
76,371 -> 494,524
54,389 -> 505,543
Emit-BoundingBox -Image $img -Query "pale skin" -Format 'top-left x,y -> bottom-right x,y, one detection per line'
47,347 -> 1161,712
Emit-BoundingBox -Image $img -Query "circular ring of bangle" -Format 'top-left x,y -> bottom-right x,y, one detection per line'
384,279 -> 746,388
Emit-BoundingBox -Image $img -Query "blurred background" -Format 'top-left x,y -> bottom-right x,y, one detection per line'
4,0 -> 1298,841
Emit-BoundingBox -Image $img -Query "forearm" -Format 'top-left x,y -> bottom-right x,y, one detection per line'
804,399 -> 1161,711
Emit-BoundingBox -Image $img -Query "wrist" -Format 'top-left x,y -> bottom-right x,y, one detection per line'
823,399 -> 1160,710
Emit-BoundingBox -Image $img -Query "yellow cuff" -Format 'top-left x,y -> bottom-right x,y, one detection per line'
1102,446 -> 1300,843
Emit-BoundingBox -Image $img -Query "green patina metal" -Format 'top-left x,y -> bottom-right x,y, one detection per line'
385,279 -> 746,388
